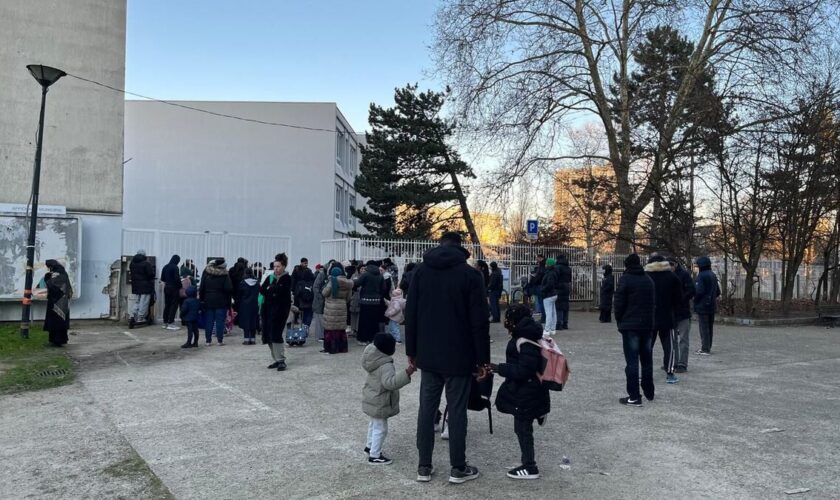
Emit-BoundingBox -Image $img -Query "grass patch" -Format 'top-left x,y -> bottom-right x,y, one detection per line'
0,324 -> 76,394
101,450 -> 174,499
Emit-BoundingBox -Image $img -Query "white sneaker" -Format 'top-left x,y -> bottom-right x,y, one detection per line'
162,324 -> 169,329
166,325 -> 180,331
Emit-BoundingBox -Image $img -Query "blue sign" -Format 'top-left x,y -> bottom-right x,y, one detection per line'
526,220 -> 539,239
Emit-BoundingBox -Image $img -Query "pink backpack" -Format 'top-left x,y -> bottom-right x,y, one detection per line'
516,337 -> 570,391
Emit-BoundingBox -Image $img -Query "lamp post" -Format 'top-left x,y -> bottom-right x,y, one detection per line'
20,65 -> 66,339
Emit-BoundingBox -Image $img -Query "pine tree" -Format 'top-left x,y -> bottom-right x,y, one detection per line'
352,85 -> 480,242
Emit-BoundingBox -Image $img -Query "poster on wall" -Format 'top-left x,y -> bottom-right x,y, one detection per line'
0,216 -> 81,301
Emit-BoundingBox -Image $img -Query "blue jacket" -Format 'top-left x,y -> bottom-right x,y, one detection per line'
694,257 -> 720,315
180,287 -> 200,322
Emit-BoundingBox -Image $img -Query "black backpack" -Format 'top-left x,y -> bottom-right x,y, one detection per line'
296,282 -> 314,307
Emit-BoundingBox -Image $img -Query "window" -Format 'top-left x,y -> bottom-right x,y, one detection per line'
335,185 -> 341,220
349,194 -> 356,227
335,130 -> 343,166
349,146 -> 357,176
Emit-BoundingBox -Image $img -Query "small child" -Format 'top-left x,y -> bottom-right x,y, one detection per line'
491,304 -> 550,480
180,286 -> 200,348
362,333 -> 415,465
383,288 -> 406,344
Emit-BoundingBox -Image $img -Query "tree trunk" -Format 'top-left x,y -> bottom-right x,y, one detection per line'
743,267 -> 756,317
449,171 -> 480,247
615,209 -> 639,254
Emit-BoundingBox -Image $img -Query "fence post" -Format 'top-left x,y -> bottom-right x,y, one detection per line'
773,273 -> 777,301
590,258 -> 598,311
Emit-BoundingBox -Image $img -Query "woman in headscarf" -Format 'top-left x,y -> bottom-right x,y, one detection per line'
43,259 -> 73,347
322,263 -> 353,354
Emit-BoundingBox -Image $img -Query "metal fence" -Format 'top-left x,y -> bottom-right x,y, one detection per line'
708,256 -> 836,301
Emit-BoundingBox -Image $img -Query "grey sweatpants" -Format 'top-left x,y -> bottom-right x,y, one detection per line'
269,342 -> 286,363
675,318 -> 691,369
130,294 -> 151,321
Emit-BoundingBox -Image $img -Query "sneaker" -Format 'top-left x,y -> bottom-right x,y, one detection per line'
128,318 -> 135,329
368,454 -> 393,465
619,397 -> 643,407
449,465 -> 480,484
318,339 -> 324,342
276,361 -> 287,371
205,341 -> 212,346
364,447 -> 370,454
167,325 -> 180,331
644,393 -> 655,402
180,343 -> 191,349
357,341 -> 367,346
162,324 -> 169,329
666,374 -> 679,384
417,465 -> 435,482
507,465 -> 540,480
537,415 -> 547,426
441,424 -> 449,440
217,341 -> 225,346
267,362 -> 279,369
695,349 -> 711,356
675,367 -> 687,374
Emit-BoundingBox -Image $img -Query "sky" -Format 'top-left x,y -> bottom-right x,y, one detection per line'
126,1 -> 442,133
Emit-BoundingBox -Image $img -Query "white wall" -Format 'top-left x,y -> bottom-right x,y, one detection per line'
124,101 -> 361,264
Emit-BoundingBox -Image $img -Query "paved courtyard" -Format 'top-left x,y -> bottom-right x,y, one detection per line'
2,312 -> 839,499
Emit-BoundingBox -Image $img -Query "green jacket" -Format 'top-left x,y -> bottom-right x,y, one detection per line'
361,344 -> 411,419
258,274 -> 277,311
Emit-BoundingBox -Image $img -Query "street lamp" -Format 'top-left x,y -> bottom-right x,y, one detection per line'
20,64 -> 66,339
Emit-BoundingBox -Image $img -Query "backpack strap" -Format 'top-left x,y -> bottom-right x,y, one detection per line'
516,338 -> 542,352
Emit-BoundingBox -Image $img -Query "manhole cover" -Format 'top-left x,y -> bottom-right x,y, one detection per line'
37,368 -> 68,378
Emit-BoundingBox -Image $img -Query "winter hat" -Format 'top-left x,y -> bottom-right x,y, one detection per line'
137,249 -> 146,256
648,255 -> 665,263
373,333 -> 396,357
546,258 -> 557,267
624,254 -> 641,268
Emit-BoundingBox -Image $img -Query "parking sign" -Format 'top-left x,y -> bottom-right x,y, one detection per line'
526,219 -> 539,240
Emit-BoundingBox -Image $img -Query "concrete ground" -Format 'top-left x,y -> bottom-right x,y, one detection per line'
2,313 -> 839,499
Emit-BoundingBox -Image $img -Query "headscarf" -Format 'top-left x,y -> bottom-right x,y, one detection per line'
44,259 -> 72,322
330,266 -> 343,298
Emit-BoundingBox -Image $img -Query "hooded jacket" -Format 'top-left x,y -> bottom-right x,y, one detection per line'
694,257 -> 720,315
160,255 -> 182,289
180,286 -> 200,323
673,263 -> 696,321
354,264 -> 385,304
488,267 -> 504,292
614,263 -> 656,332
541,264 -> 559,298
312,268 -> 327,314
600,266 -> 615,310
645,260 -> 682,330
384,288 -> 407,323
361,343 -> 411,419
238,277 -> 260,331
405,245 -> 491,376
199,261 -> 234,310
129,253 -> 156,295
494,316 -> 551,419
555,255 -> 572,305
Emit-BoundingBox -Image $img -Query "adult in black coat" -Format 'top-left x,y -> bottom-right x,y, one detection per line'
488,262 -> 504,323
399,262 -> 416,296
128,250 -> 156,324
645,255 -> 682,381
599,264 -> 615,323
261,256 -> 292,370
199,259 -> 233,344
160,254 -> 182,328
554,255 -> 572,329
405,232 -> 490,476
492,305 -> 550,478
354,262 -> 386,343
668,258 -> 696,372
238,269 -> 260,344
614,254 -> 656,405
229,257 -> 248,323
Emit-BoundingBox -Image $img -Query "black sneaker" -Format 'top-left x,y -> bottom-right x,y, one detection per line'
675,366 -> 687,374
364,447 -> 370,454
368,455 -> 392,465
619,397 -> 643,407
276,361 -> 287,371
449,465 -> 480,484
417,465 -> 435,482
267,362 -> 279,369
180,343 -> 191,349
507,465 -> 540,480
644,393 -> 655,402
128,318 -> 135,329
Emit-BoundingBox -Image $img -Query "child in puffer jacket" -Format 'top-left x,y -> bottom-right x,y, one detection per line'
362,334 -> 415,465
490,304 -> 551,480
179,286 -> 201,349
383,288 -> 406,343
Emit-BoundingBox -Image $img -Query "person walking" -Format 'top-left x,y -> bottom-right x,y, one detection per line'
238,268 -> 260,345
645,255 -> 683,384
322,263 -> 352,353
555,255 -> 572,330
128,249 -> 155,328
261,254 -> 292,371
614,253 -> 656,407
354,261 -> 386,346
199,258 -> 233,346
405,232 -> 490,485
599,265 -> 615,323
540,258 -> 559,337
527,255 -> 547,324
694,256 -> 720,355
669,258 -> 696,372
160,254 -> 182,331
488,262 -> 504,323
41,260 -> 73,347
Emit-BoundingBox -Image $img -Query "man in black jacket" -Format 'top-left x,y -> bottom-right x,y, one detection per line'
405,232 -> 490,485
527,255 -> 546,324
488,262 -> 504,323
160,254 -> 182,330
599,265 -> 615,323
555,255 -> 572,329
645,255 -> 683,384
614,253 -> 656,406
668,257 -> 696,372
128,249 -> 156,328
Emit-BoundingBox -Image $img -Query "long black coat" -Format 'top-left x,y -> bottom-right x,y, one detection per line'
600,273 -> 615,310
555,260 -> 572,307
129,254 -> 155,295
405,245 -> 490,376
495,317 -> 550,419
645,261 -> 682,330
614,265 -> 656,332
238,279 -> 260,331
260,273 -> 292,344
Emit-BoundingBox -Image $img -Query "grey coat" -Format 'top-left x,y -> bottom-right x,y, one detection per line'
361,344 -> 411,419
312,269 -> 327,314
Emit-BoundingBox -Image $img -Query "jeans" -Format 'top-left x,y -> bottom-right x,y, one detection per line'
698,313 -> 715,352
366,417 -> 388,458
163,286 -> 180,324
543,295 -> 558,334
514,416 -> 536,467
205,308 -> 226,343
621,330 -> 654,401
185,321 -> 199,345
130,294 -> 151,321
534,292 -> 545,323
675,318 -> 691,368
489,290 -> 502,322
651,328 -> 676,374
417,371 -> 470,469
296,308 -> 313,327
557,308 -> 568,329
387,320 -> 401,342
599,308 -> 611,322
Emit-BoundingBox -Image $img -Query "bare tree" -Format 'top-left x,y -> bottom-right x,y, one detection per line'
434,0 -> 830,252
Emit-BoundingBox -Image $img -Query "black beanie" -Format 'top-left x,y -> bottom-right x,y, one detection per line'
373,334 -> 396,356
624,253 -> 641,268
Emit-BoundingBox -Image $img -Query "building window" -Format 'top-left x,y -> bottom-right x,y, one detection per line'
335,185 -> 341,220
336,129 -> 343,166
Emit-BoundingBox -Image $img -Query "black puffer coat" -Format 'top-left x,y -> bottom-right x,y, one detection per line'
495,317 -> 550,419
199,261 -> 233,310
614,264 -> 656,332
355,264 -> 385,305
129,254 -> 156,295
600,266 -> 615,310
540,266 -> 558,298
555,256 -> 572,307
645,260 -> 682,330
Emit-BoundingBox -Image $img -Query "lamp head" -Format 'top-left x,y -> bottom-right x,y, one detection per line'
26,65 -> 66,88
